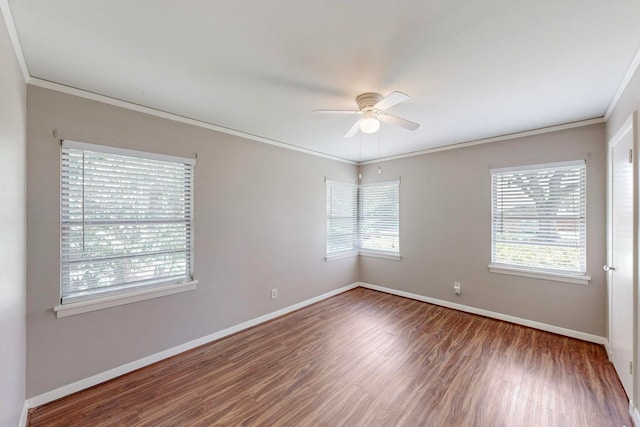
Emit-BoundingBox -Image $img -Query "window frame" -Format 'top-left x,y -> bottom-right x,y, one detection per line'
325,180 -> 359,260
325,179 -> 400,261
358,180 -> 400,258
55,140 -> 198,317
488,160 -> 590,285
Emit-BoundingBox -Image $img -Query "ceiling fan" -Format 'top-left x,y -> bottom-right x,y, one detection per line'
313,91 -> 420,137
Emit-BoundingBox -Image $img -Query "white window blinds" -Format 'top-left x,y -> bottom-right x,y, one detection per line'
491,160 -> 586,275
326,180 -> 358,255
61,140 -> 195,304
359,181 -> 400,253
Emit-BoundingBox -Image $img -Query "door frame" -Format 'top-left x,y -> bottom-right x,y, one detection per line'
606,111 -> 638,414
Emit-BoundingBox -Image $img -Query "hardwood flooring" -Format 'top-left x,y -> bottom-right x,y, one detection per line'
28,288 -> 631,426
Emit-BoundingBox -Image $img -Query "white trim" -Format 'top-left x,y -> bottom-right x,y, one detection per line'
606,113 -> 638,409
54,280 -> 198,318
28,78 -> 356,165
0,0 -> 29,82
488,265 -> 591,286
490,159 -> 585,174
606,113 -> 635,382
632,404 -> 640,427
326,250 -> 401,261
358,282 -> 607,344
604,339 -> 613,362
62,140 -> 196,165
359,250 -> 401,260
360,118 -> 604,165
609,113 -> 635,147
26,81 -> 611,167
28,282 -> 359,407
325,251 -> 358,262
25,80 -> 609,167
358,179 -> 401,188
18,401 -> 28,427
605,46 -> 640,121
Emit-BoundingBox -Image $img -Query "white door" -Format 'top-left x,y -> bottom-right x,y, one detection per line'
608,113 -> 635,400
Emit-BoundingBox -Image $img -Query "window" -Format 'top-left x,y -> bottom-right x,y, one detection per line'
490,160 -> 587,283
359,181 -> 400,254
326,179 -> 399,260
60,140 -> 195,305
326,180 -> 358,257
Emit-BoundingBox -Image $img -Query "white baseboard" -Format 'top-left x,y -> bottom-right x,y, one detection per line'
359,282 -> 607,345
24,282 -> 609,409
632,402 -> 640,427
27,283 -> 358,408
604,339 -> 613,361
19,401 -> 28,427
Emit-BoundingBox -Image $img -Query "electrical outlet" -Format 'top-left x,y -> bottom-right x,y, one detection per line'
271,288 -> 278,299
453,282 -> 461,295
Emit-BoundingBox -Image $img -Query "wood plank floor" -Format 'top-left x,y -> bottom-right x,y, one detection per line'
28,288 -> 631,427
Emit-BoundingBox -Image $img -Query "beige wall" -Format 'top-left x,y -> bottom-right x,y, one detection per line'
26,86 -> 358,397
25,74 -> 616,401
360,124 -> 607,335
605,62 -> 640,417
0,7 -> 27,427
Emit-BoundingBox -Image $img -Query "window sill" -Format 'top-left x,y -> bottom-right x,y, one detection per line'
325,251 -> 358,262
54,280 -> 198,318
325,250 -> 401,261
488,264 -> 590,285
359,250 -> 401,261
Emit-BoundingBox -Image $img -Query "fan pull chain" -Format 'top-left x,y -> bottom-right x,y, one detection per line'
378,129 -> 382,174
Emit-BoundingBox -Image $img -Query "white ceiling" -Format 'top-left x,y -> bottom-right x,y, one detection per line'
8,0 -> 640,162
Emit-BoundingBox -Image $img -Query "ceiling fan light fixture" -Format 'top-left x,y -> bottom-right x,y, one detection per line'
360,115 -> 380,134
314,91 -> 418,137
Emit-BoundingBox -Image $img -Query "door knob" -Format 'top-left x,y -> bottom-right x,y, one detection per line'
603,265 -> 615,272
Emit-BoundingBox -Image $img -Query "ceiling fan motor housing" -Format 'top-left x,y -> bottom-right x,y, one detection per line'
313,91 -> 418,137
356,93 -> 383,112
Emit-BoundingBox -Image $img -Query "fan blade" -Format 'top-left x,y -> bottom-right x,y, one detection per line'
344,118 -> 363,137
313,109 -> 361,114
374,91 -> 409,111
379,114 -> 420,131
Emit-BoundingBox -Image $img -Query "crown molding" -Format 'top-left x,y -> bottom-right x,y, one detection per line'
0,0 -> 29,82
28,78 -> 357,165
605,45 -> 640,121
359,117 -> 605,165
5,0 -> 636,164
24,77 -> 612,167
28,76 -> 607,168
